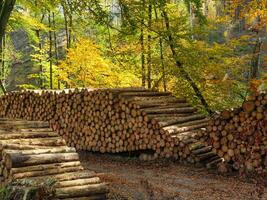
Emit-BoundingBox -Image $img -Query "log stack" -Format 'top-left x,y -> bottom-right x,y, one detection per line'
206,92 -> 267,173
0,119 -> 108,199
0,88 -> 218,166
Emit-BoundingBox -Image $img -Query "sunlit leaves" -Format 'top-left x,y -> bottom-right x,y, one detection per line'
58,38 -> 139,88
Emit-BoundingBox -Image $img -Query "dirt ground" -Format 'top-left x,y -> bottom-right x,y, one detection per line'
79,152 -> 267,200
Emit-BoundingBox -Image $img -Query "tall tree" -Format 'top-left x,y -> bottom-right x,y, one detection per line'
158,0 -> 212,114
0,0 -> 16,93
140,0 -> 146,87
48,12 -> 53,89
147,0 -> 152,89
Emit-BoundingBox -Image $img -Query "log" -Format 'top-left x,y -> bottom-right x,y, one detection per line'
158,114 -> 206,127
192,146 -> 212,155
59,194 -> 107,200
11,166 -> 84,180
6,152 -> 79,169
0,137 -> 66,146
10,161 -> 81,174
56,177 -> 101,188
0,131 -> 58,139
21,171 -> 97,182
55,183 -> 107,198
143,107 -> 196,114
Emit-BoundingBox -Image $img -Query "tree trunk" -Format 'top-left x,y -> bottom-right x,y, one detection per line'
66,0 -> 73,48
141,0 -> 146,87
0,0 -> 16,46
0,33 -> 6,93
159,2 -> 212,114
35,12 -> 45,89
147,0 -> 152,89
62,1 -> 70,49
154,5 -> 167,91
52,12 -> 61,90
0,0 -> 16,94
250,37 -> 262,79
48,12 -> 53,89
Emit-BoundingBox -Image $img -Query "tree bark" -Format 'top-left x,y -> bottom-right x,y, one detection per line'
0,0 -> 16,94
159,2 -> 212,114
48,12 -> 53,89
141,0 -> 146,87
154,4 -> 166,91
0,33 -> 6,93
52,12 -> 61,90
62,1 -> 70,49
0,0 -> 16,47
35,10 -> 45,89
66,0 -> 73,48
147,0 -> 152,89
250,37 -> 262,79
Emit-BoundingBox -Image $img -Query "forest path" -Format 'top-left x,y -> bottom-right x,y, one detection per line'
80,152 -> 267,200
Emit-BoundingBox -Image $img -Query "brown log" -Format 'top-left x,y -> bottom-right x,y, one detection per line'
10,161 -> 81,175
11,166 -> 84,180
6,152 -> 79,169
56,177 -> 101,188
55,183 -> 107,198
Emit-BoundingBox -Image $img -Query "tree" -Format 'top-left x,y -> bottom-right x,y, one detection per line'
0,0 -> 16,45
0,0 -> 16,93
229,0 -> 267,92
58,38 -> 139,88
157,0 -> 212,114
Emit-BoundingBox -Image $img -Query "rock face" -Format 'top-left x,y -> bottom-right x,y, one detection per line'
6,29 -> 66,91
7,29 -> 36,91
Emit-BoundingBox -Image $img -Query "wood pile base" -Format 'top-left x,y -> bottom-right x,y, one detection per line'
0,88 -> 220,167
206,92 -> 267,174
0,118 -> 108,199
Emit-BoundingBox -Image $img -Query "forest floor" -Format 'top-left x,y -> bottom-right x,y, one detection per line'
79,152 -> 267,200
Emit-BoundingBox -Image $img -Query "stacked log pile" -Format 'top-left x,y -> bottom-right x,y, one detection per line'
0,88 -> 219,166
206,92 -> 267,173
0,119 -> 107,199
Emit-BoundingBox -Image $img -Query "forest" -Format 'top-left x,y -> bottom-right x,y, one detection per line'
0,0 -> 265,113
0,0 -> 266,200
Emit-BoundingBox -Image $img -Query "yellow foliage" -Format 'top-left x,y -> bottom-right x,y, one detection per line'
58,38 -> 139,88
230,0 -> 267,30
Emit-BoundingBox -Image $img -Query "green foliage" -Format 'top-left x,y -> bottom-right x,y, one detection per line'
1,0 -> 266,113
0,186 -> 12,200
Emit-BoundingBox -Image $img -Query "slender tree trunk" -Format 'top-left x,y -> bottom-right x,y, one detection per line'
147,0 -> 152,89
62,1 -> 70,49
36,29 -> 43,88
250,37 -> 262,79
0,0 -> 16,94
48,12 -> 53,89
68,13 -> 72,48
35,13 -> 45,89
66,0 -> 73,48
52,12 -> 60,90
52,13 -> 59,62
141,0 -> 146,87
160,2 -> 212,114
189,2 -> 194,39
0,0 -> 16,45
0,33 -> 6,93
159,38 -> 167,92
1,34 -> 5,80
154,5 -> 166,92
